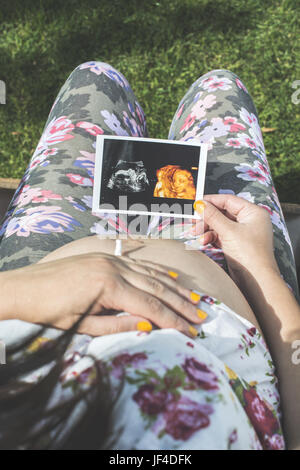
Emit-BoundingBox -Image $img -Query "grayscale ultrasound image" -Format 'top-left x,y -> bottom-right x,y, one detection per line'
107,160 -> 150,193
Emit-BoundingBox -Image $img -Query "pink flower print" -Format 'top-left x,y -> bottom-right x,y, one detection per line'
199,75 -> 232,92
247,327 -> 257,337
200,76 -> 214,86
201,295 -> 215,305
264,433 -> 285,450
29,148 -> 59,172
73,153 -> 95,179
240,107 -> 258,127
235,161 -> 271,186
226,138 -> 242,148
3,205 -> 81,238
112,352 -> 147,369
191,94 -> 217,120
134,101 -> 144,124
243,388 -> 282,449
182,357 -> 219,390
240,109 -> 265,153
29,154 -> 48,171
79,150 -> 95,162
38,116 -> 75,151
133,384 -> 171,415
228,429 -> 238,448
14,186 -> 62,208
182,122 -> 208,143
43,148 -> 58,157
223,116 -> 246,132
79,61 -> 107,75
241,333 -> 255,349
122,111 -> 143,136
236,132 -> 257,149
101,110 -> 129,135
180,113 -> 196,134
66,173 -> 93,187
236,78 -> 249,93
176,103 -> 184,120
78,62 -> 131,89
164,396 -> 214,440
75,367 -> 97,386
32,189 -> 62,204
259,203 -> 272,215
76,121 -> 104,136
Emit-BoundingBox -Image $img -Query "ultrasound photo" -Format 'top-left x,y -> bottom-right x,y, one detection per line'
93,136 -> 207,219
107,160 -> 150,193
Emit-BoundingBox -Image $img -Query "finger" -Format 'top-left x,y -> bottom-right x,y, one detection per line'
203,194 -> 255,221
122,270 -> 204,326
106,279 -> 200,339
188,220 -> 209,236
120,256 -> 171,276
76,313 -> 153,336
198,230 -> 218,246
121,260 -> 200,304
195,199 -> 234,234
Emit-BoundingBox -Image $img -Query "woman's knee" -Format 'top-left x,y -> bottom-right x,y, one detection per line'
194,69 -> 248,93
76,60 -> 114,71
69,61 -> 130,90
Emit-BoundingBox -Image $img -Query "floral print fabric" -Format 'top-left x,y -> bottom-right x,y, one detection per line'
0,62 -> 298,301
0,61 -> 295,448
0,291 -> 285,449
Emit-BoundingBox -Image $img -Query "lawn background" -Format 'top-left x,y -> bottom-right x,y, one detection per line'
0,0 -> 299,202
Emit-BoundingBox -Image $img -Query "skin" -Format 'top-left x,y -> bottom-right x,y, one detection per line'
0,193 -> 299,448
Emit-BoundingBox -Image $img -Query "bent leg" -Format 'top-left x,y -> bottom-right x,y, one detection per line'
167,69 -> 299,301
0,61 -> 148,271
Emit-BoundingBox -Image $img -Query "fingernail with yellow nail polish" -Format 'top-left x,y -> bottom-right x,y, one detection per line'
190,292 -> 201,303
168,270 -> 178,279
189,325 -> 199,337
197,309 -> 208,321
197,234 -> 205,245
137,321 -> 152,332
193,200 -> 205,214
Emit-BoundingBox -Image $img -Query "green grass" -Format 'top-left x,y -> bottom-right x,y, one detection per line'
0,0 -> 299,201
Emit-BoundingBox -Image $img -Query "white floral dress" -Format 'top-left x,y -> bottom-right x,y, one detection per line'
0,291 -> 285,450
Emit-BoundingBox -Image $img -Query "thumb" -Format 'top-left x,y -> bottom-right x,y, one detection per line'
194,200 -> 233,235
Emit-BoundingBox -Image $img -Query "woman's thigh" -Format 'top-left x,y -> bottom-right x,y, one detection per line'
168,69 -> 299,302
0,61 -> 148,271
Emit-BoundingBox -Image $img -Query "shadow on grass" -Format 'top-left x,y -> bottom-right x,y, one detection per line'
0,0 -> 261,127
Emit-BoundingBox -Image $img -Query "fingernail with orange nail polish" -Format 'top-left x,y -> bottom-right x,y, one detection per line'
168,270 -> 178,279
137,321 -> 152,332
189,325 -> 199,337
193,200 -> 205,214
190,292 -> 201,303
197,309 -> 208,321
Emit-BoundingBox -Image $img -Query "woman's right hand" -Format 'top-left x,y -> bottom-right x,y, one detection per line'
3,252 -> 204,338
192,194 -> 281,285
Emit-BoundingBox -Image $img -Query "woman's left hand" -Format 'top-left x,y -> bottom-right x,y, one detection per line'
3,250 -> 204,338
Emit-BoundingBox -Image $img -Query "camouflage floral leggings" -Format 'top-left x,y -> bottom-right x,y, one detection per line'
0,61 -> 298,301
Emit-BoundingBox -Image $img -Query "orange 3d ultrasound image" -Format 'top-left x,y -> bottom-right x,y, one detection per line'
153,165 -> 196,200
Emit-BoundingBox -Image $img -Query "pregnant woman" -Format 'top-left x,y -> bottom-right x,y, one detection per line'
0,62 -> 299,450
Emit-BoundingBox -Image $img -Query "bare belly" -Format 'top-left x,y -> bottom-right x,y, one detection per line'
37,235 -> 262,333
